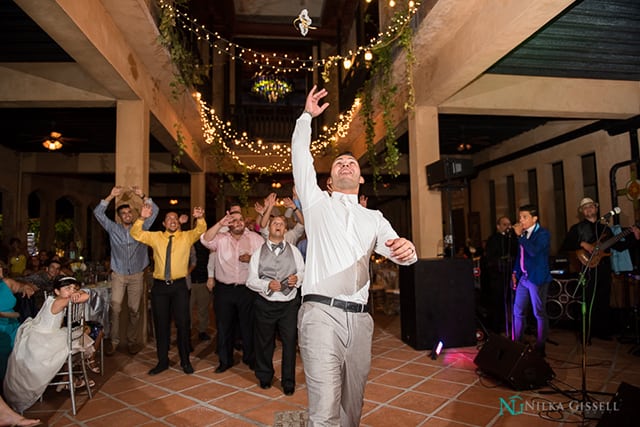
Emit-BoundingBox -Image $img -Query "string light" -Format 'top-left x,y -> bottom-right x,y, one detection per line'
156,0 -> 419,172
158,0 -> 421,76
198,97 -> 361,173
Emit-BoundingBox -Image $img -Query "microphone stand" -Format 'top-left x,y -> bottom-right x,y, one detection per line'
503,229 -> 514,338
562,222 -> 614,421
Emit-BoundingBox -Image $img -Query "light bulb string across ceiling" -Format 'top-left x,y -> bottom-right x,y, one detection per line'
158,0 -> 421,75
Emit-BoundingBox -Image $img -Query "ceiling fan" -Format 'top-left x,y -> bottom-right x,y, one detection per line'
39,130 -> 86,151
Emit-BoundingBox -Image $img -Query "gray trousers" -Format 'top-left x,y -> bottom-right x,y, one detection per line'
110,270 -> 144,346
298,301 -> 373,427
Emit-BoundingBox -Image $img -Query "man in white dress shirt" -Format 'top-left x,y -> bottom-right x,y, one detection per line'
246,215 -> 304,395
292,86 -> 418,427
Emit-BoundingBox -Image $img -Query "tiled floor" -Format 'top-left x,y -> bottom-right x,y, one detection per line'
23,313 -> 640,426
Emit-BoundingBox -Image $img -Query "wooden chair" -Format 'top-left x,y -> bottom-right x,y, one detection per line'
48,299 -> 93,415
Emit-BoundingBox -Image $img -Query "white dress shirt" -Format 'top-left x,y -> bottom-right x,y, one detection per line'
291,113 -> 417,304
246,241 -> 305,302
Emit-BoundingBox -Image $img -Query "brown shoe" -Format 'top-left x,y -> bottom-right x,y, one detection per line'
105,341 -> 116,356
128,342 -> 144,355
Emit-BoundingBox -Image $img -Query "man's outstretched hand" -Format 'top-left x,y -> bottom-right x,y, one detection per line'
304,85 -> 330,118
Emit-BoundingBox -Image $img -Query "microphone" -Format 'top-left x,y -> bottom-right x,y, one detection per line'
600,206 -> 621,221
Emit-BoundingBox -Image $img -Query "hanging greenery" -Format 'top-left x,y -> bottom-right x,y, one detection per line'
357,5 -> 416,185
158,0 -> 208,99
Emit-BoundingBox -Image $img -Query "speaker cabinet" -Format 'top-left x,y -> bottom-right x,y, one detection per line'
426,158 -> 474,186
546,276 -> 581,323
399,258 -> 476,350
597,381 -> 640,427
474,333 -> 555,390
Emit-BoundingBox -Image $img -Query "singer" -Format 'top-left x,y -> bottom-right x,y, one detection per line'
560,197 -> 636,341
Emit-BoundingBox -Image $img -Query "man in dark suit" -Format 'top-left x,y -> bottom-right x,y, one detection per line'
511,204 -> 552,357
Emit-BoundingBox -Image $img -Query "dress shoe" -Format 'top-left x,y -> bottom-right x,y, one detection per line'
198,332 -> 211,341
283,383 -> 295,396
181,363 -> 194,374
105,341 -> 116,356
148,364 -> 168,375
128,342 -> 144,355
214,365 -> 229,374
259,380 -> 271,390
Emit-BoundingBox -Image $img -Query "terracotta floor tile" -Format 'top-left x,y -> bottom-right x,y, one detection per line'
435,400 -> 498,425
364,382 -> 405,403
241,399 -> 301,425
111,383 -> 169,405
156,373 -> 209,392
210,417 -> 262,426
17,316 -> 638,426
432,368 -> 480,384
361,405 -> 428,426
211,391 -> 270,414
371,356 -> 405,371
180,382 -> 238,402
72,395 -> 127,421
81,408 -> 155,426
382,348 -> 422,361
164,405 -> 229,426
395,362 -> 440,377
413,379 -> 468,398
387,390 -> 449,414
372,371 -> 424,389
136,394 -> 199,418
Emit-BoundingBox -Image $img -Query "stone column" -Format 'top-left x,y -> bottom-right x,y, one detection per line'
408,105 -> 443,257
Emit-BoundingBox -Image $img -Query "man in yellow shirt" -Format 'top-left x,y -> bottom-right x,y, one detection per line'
131,205 -> 206,375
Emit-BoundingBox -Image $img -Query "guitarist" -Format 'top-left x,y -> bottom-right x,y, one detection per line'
561,197 -> 639,341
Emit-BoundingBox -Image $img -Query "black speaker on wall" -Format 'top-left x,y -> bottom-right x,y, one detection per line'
474,333 -> 555,390
399,258 -> 476,350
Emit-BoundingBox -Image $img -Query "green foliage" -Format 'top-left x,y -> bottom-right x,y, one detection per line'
54,218 -> 74,250
360,6 -> 415,186
158,0 -> 208,99
172,123 -> 187,172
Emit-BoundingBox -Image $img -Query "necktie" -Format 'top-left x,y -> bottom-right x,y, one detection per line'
164,235 -> 174,281
272,242 -> 284,253
340,194 -> 355,235
520,231 -> 527,276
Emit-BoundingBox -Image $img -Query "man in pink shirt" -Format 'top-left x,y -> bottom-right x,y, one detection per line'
201,210 -> 264,373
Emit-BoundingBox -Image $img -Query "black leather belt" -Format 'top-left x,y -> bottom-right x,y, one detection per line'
216,280 -> 245,287
155,278 -> 185,285
303,294 -> 369,313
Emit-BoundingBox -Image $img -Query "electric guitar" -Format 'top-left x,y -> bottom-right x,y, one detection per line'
575,222 -> 640,268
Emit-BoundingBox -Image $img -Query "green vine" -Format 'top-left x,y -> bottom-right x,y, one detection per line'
208,141 -> 256,208
358,4 -> 415,184
172,123 -> 187,172
158,0 -> 208,99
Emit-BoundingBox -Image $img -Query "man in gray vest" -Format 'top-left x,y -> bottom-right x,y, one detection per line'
246,215 -> 304,395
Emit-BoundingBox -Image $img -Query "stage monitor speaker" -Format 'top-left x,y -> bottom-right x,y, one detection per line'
474,333 -> 555,390
399,258 -> 476,350
426,158 -> 474,186
597,381 -> 640,427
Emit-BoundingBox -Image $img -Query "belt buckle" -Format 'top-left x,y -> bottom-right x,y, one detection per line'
165,279 -> 173,285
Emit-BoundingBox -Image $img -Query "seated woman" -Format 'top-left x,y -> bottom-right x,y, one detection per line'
2,276 -> 89,414
0,262 -> 37,383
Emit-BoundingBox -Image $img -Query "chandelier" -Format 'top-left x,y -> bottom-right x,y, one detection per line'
251,75 -> 293,103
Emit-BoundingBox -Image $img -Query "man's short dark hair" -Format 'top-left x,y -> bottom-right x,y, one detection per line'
334,151 -> 355,160
519,204 -> 539,218
116,204 -> 131,215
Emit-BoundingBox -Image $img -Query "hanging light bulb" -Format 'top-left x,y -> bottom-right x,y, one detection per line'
389,0 -> 396,7
343,57 -> 352,70
364,50 -> 373,61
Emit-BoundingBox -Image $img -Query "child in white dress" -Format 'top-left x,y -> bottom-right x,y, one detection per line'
2,276 -> 90,413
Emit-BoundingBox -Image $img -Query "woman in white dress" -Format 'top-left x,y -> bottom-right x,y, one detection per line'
3,276 -> 89,413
